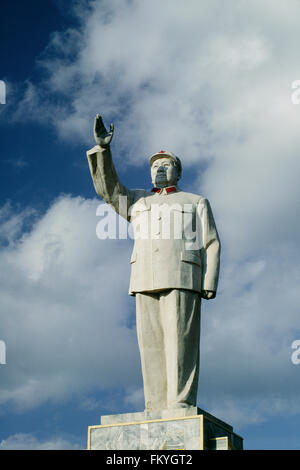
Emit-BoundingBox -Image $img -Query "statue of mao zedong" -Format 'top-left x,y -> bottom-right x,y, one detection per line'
86,115 -> 221,411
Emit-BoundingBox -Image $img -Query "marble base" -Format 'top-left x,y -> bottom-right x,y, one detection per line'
87,407 -> 243,450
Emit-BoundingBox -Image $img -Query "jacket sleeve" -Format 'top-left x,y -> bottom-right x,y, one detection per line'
198,197 -> 221,292
86,145 -> 134,220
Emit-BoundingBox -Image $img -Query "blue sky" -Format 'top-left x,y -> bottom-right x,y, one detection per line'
1,0 -> 300,450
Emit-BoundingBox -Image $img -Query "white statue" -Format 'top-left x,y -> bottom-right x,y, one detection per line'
86,115 -> 221,411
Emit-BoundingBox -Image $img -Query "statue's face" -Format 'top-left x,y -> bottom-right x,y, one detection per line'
151,157 -> 179,188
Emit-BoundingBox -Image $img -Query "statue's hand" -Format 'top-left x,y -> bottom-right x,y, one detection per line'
93,114 -> 114,148
201,290 -> 216,300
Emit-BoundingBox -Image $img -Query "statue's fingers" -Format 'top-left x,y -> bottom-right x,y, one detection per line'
95,114 -> 105,133
110,123 -> 114,133
94,115 -> 100,133
100,116 -> 108,133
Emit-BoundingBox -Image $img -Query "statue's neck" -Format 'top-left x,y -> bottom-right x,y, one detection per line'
154,184 -> 176,189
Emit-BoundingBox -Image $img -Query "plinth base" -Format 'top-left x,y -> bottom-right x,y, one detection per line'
87,407 -> 243,450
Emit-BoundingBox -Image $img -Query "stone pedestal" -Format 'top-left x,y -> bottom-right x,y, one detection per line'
87,407 -> 243,450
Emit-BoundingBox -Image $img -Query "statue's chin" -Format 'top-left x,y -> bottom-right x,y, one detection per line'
154,178 -> 168,188
155,181 -> 177,188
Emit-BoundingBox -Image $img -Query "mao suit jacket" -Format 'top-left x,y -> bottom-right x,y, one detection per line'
87,145 -> 221,296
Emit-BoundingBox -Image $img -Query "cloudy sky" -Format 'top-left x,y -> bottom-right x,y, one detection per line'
1,0 -> 300,450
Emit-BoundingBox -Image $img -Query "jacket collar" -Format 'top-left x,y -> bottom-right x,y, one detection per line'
151,185 -> 177,195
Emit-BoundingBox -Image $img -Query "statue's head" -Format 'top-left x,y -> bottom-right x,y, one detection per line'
149,150 -> 182,188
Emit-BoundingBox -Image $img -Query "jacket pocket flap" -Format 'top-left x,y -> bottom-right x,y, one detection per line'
181,251 -> 201,266
171,204 -> 193,213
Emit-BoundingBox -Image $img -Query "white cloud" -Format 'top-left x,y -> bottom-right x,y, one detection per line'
0,202 -> 36,246
0,196 -> 141,411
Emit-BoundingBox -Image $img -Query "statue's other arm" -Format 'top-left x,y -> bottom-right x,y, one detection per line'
198,197 -> 221,297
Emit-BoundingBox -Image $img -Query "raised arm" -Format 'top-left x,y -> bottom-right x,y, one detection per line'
86,115 -> 134,219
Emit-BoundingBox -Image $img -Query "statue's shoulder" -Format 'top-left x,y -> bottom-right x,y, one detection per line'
176,190 -> 206,205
